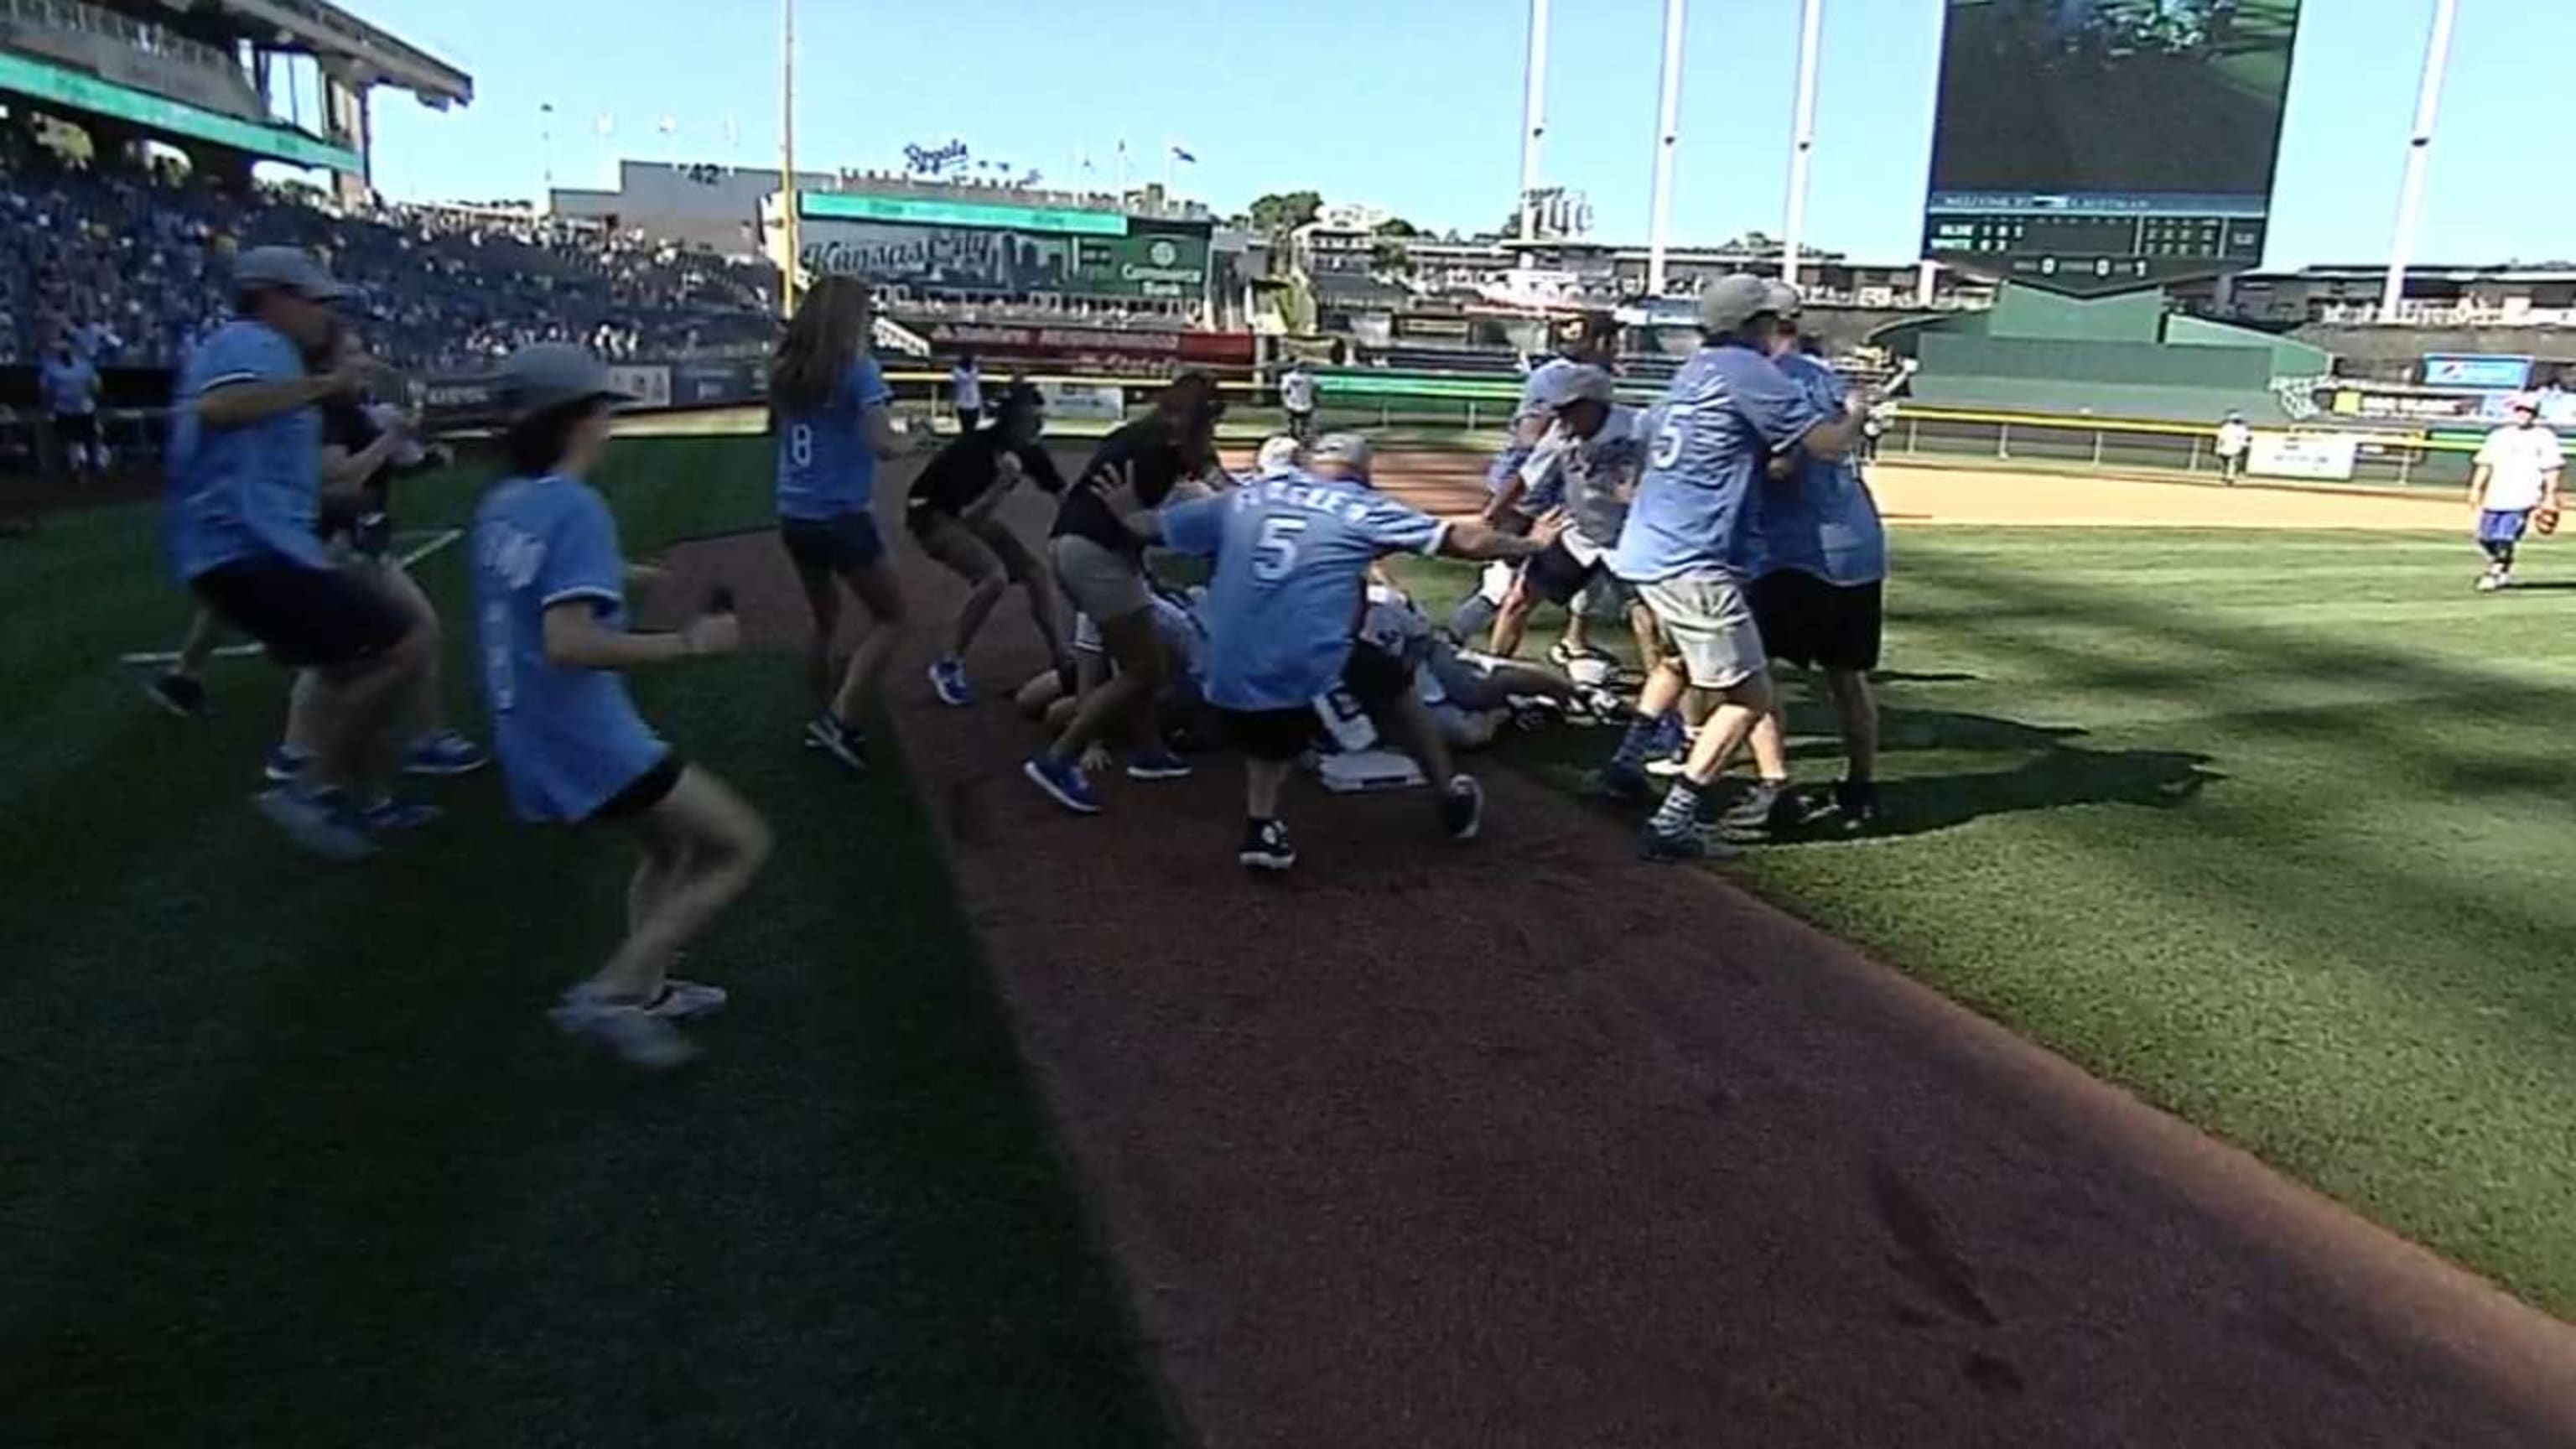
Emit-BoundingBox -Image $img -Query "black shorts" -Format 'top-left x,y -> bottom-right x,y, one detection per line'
780,512 -> 886,574
52,413 -> 97,444
1746,571 -> 1884,673
589,752 -> 685,822
1219,641 -> 1415,762
190,555 -> 413,670
1522,539 -> 1602,606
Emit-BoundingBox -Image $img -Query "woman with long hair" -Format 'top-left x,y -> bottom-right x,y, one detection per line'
771,274 -> 908,771
470,344 -> 772,1069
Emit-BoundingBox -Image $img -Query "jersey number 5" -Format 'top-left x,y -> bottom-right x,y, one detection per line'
1253,516 -> 1309,582
788,423 -> 815,470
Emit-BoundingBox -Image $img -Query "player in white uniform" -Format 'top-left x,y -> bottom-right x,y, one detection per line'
2470,396 -> 2565,591
1279,363 -> 1319,444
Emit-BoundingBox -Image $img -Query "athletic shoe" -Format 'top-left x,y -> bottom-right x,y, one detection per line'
1548,639 -> 1611,670
145,673 -> 210,719
1644,749 -> 1693,780
1828,779 -> 1883,833
1125,747 -> 1192,782
1023,753 -> 1103,814
264,743 -> 312,783
253,786 -> 377,861
644,978 -> 729,1023
1571,684 -> 1630,724
548,986 -> 700,1070
402,730 -> 489,777
1239,818 -> 1298,871
2498,569 -> 2517,590
1440,775 -> 1486,842
1640,821 -> 1740,864
1586,763 -> 1654,804
358,797 -> 444,832
929,657 -> 975,708
1716,780 -> 1804,840
805,714 -> 869,772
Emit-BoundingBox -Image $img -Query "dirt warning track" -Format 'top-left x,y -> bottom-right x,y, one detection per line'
658,466 -> 2574,1448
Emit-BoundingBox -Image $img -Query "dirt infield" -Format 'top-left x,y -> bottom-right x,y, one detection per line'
658,469 -> 2575,1446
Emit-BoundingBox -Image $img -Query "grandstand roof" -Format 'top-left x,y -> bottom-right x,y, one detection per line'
203,0 -> 471,107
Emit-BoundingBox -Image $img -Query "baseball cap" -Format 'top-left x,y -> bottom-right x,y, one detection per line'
2510,392 -> 2540,413
1762,280 -> 1805,318
232,247 -> 353,303
1311,432 -> 1373,476
1698,273 -> 1780,333
496,343 -> 633,422
1537,363 -> 1617,410
1254,435 -> 1304,476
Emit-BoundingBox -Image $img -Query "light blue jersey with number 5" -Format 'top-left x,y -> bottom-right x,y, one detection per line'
774,356 -> 893,522
1158,474 -> 1448,711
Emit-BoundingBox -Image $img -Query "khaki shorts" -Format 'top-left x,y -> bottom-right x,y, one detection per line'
1636,570 -> 1767,691
1050,533 -> 1150,622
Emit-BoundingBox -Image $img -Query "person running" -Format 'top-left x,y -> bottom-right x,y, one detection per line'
40,336 -> 104,487
164,247 -> 433,859
1731,286 -> 1890,838
1106,433 -> 1561,871
1593,273 -> 1864,862
471,344 -> 772,1071
263,326 -> 486,787
951,351 -> 985,432
771,275 -> 908,771
909,381 -> 1076,705
1021,373 -> 1223,813
2470,394 -> 2565,593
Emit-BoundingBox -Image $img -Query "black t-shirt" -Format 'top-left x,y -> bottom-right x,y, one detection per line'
1051,417 -> 1186,556
316,396 -> 390,541
908,428 -> 1067,519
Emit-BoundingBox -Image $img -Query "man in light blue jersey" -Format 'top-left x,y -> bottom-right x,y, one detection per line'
1730,284 -> 1889,836
1597,273 -> 1865,861
164,247 -> 433,859
1109,434 -> 1559,870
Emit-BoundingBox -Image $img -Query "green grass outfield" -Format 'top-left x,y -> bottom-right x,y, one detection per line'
1390,526 -> 2576,1317
8,441 -> 2575,1446
0,439 -> 1171,1446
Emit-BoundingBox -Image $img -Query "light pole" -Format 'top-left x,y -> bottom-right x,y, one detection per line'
538,101 -> 554,212
1518,0 -> 1550,243
779,0 -> 800,317
1780,0 -> 1823,288
1647,0 -> 1687,295
2381,0 -> 2459,325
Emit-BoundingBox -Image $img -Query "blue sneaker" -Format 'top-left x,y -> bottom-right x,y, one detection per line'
929,657 -> 975,708
1022,754 -> 1102,814
402,730 -> 490,777
360,797 -> 445,832
1125,746 -> 1192,782
253,786 -> 377,861
1587,763 -> 1653,804
1648,712 -> 1688,757
264,743 -> 312,784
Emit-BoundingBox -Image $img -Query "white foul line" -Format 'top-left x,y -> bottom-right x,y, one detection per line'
116,528 -> 465,666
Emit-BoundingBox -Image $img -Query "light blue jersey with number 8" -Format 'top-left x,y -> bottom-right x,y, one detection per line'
774,356 -> 892,522
1156,474 -> 1447,711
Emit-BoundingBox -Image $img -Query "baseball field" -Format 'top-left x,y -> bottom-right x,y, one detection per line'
7,434 -> 2575,1444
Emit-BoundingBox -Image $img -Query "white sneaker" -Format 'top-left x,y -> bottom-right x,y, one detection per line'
1440,775 -> 1486,841
2476,571 -> 2503,594
645,978 -> 729,1022
549,986 -> 701,1069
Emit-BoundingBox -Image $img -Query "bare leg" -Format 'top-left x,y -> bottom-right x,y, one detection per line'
829,558 -> 908,728
1826,669 -> 1878,784
1487,579 -> 1538,657
1374,688 -> 1457,793
590,766 -> 771,1002
1018,568 -> 1073,677
283,670 -> 326,753
1747,706 -> 1793,785
791,560 -> 844,713
1677,675 -> 1774,790
948,573 -> 1007,660
1046,607 -> 1165,762
306,626 -> 432,797
1245,755 -> 1291,820
375,561 -> 447,743
171,607 -> 226,681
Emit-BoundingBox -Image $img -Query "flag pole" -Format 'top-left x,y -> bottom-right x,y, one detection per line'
779,0 -> 800,318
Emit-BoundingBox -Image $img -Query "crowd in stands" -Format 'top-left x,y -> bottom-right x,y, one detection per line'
0,145 -> 780,372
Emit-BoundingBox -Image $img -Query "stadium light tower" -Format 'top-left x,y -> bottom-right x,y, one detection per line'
779,0 -> 801,317
1646,0 -> 1688,294
1518,0 -> 1550,243
1779,0 -> 1823,288
2381,0 -> 2459,325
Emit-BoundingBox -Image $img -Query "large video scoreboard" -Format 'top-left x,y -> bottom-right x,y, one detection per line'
1922,0 -> 2305,297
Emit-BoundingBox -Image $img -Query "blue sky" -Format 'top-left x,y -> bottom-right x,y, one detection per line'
351,0 -> 2569,268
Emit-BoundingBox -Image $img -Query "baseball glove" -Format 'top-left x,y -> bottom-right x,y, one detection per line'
2537,506 -> 2562,537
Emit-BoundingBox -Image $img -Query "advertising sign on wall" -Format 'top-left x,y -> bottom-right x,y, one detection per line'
794,216 -> 1211,300
2248,430 -> 2359,481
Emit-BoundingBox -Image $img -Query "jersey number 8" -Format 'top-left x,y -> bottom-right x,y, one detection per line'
788,423 -> 815,470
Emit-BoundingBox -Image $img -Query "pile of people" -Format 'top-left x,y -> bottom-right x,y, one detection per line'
0,149 -> 776,371
147,248 -> 1888,1070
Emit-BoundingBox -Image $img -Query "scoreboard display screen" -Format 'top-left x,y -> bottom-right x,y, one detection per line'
1923,0 -> 2305,297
